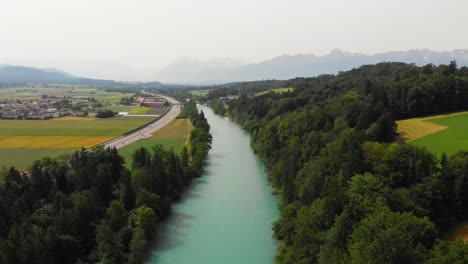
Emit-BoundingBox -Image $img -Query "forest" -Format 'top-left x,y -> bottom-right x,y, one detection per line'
213,62 -> 468,263
0,101 -> 212,263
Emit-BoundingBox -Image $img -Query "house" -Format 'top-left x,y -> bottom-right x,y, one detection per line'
220,95 -> 239,101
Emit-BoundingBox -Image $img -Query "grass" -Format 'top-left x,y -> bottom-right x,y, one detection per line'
255,87 -> 294,96
396,118 -> 447,141
397,111 -> 468,156
119,119 -> 192,164
148,118 -> 192,140
0,116 -> 155,169
0,116 -> 155,136
0,136 -> 113,148
0,87 -> 134,102
190,90 -> 210,96
129,106 -> 150,115
409,113 -> 468,156
398,112 -> 468,241
119,140 -> 184,164
0,148 -> 78,169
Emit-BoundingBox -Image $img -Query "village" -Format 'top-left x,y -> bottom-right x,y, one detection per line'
0,100 -> 85,120
0,92 -> 169,120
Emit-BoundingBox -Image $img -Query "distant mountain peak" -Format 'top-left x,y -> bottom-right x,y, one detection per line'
155,49 -> 468,84
328,48 -> 345,56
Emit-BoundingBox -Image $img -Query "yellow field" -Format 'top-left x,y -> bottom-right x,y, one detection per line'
149,118 -> 192,141
0,136 -> 113,148
0,115 -> 155,168
396,111 -> 468,141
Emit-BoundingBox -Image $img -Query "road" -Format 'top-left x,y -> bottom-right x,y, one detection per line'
104,94 -> 181,150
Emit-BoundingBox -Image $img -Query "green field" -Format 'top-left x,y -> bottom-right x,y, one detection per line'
119,119 -> 192,164
396,112 -> 468,241
0,87 -> 134,103
0,116 -> 155,168
255,87 -> 294,96
407,113 -> 468,156
190,90 -> 210,96
0,148 -> 78,169
0,116 -> 154,136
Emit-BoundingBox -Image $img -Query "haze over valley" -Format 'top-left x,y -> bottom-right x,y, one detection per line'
2,49 -> 468,85
155,49 -> 468,84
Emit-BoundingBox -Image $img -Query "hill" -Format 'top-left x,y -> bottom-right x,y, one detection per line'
0,65 -> 166,88
0,66 -> 74,83
208,62 -> 468,263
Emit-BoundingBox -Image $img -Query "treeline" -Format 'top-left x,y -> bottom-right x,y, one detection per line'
96,110 -> 116,118
120,96 -> 134,105
210,98 -> 227,116
105,87 -> 141,94
156,89 -> 204,103
0,102 -> 211,263
204,80 -> 286,101
220,62 -> 468,263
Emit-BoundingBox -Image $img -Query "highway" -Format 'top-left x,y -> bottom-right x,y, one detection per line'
104,94 -> 181,150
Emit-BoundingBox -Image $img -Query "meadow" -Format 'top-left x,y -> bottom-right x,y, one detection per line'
0,148 -> 77,169
400,112 -> 468,241
0,86 -> 134,103
397,111 -> 468,156
0,116 -> 154,136
119,118 -> 192,164
255,87 -> 294,96
190,90 -> 210,96
0,116 -> 155,168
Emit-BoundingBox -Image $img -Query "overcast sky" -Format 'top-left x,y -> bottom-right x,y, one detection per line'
0,0 -> 467,80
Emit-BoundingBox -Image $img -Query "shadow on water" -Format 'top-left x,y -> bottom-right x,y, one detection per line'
180,184 -> 206,200
208,153 -> 225,159
144,211 -> 196,263
155,211 -> 195,251
148,174 -> 211,255
206,162 -> 221,167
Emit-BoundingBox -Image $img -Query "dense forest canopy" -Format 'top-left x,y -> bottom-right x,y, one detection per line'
0,101 -> 211,263
212,62 -> 468,263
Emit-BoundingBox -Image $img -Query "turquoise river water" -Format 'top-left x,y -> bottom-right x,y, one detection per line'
147,105 -> 279,264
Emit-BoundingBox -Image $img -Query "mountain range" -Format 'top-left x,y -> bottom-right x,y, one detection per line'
2,49 -> 468,86
0,65 -> 163,88
155,49 -> 468,84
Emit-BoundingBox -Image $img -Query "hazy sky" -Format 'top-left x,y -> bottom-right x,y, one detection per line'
0,0 -> 467,80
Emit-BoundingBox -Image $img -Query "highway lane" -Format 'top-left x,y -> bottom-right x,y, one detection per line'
104,95 -> 181,150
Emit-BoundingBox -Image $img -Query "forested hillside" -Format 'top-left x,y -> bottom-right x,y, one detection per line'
0,101 -> 211,263
215,62 -> 468,263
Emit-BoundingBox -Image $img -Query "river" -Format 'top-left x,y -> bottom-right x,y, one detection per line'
147,105 -> 279,264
